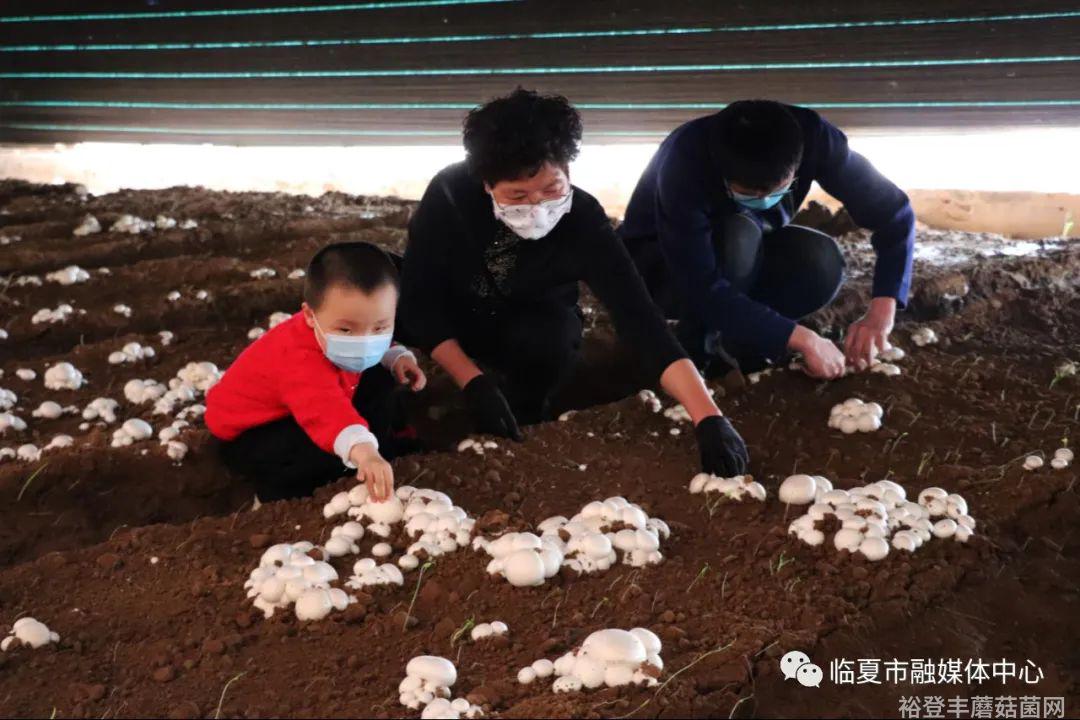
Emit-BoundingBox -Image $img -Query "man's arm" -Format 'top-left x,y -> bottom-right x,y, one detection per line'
813,116 -> 915,305
813,115 -> 915,366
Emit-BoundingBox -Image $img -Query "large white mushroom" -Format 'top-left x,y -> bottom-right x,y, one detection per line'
537,627 -> 662,692
111,418 -> 154,448
400,656 -> 460,711
1,617 -> 60,651
779,474 -> 818,505
44,362 -> 85,391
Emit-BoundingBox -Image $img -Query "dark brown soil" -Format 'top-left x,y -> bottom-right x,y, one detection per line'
0,180 -> 1077,718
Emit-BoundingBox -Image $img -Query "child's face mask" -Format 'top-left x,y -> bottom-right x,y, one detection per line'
312,315 -> 392,373
490,190 -> 573,240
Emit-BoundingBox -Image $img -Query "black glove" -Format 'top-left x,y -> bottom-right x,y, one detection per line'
695,415 -> 749,477
463,374 -> 523,441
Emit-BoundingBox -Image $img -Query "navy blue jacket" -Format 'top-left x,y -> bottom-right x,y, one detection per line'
620,104 -> 915,362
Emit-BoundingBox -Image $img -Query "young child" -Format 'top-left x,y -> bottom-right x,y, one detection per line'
206,242 -> 425,503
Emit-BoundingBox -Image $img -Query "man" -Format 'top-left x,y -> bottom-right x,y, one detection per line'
399,88 -> 749,477
621,100 -> 915,379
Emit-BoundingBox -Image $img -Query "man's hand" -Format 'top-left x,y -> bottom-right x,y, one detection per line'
788,325 -> 846,380
695,415 -> 749,477
349,442 -> 394,502
392,354 -> 427,391
463,374 -> 523,441
844,297 -> 897,370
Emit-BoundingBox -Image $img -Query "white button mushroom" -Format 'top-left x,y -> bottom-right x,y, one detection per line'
111,418 -> 153,448
110,214 -> 153,234
30,401 -> 63,420
83,398 -> 119,423
294,588 -> 334,621
43,362 -> 85,390
46,435 -> 74,451
46,265 -> 91,285
911,327 -> 938,347
1,617 -> 60,651
858,536 -> 890,561
73,214 -> 101,236
779,474 -> 817,505
891,531 -> 918,552
503,549 -> 547,587
0,410 -> 26,433
1022,455 -> 1044,471
17,444 -> 42,462
932,518 -> 958,538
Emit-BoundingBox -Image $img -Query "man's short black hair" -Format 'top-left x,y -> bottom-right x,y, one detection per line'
303,241 -> 398,308
463,87 -> 583,185
713,100 -> 804,192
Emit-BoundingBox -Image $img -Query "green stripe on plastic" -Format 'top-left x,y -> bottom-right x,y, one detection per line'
4,10 -> 1080,51
4,54 -> 1079,79
0,0 -> 516,23
11,99 -> 1080,110
5,99 -> 1080,111
0,122 -> 668,138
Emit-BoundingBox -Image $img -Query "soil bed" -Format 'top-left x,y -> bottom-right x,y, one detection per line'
0,181 -> 1077,718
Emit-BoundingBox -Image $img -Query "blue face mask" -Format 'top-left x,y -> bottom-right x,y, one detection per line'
313,317 -> 392,373
727,178 -> 795,211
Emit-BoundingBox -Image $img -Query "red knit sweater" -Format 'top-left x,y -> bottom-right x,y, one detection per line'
205,312 -> 366,452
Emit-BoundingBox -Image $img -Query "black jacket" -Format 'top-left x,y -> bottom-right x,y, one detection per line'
399,161 -> 686,380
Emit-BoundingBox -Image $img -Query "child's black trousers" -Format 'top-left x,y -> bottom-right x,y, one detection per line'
218,365 -> 404,501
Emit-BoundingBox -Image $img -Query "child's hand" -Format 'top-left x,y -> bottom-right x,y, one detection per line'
349,443 -> 394,502
393,355 -> 427,391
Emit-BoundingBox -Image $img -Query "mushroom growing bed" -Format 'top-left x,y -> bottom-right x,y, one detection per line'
0,182 -> 1078,719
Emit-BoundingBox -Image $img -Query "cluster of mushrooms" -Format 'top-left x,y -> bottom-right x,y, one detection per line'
781,474 -> 975,560
398,656 -> 484,718
475,497 -> 670,587
518,628 -> 663,693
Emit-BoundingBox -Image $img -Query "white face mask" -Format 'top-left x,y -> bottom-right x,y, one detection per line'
490,190 -> 573,240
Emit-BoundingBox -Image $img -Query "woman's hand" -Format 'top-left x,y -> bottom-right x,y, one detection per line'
695,415 -> 749,477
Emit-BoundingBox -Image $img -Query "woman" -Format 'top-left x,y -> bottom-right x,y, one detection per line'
399,88 -> 748,477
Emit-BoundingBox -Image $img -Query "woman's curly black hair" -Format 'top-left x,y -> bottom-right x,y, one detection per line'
463,88 -> 583,185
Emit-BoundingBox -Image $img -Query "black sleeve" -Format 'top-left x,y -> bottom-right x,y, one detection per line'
579,200 -> 688,381
399,175 -> 459,353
